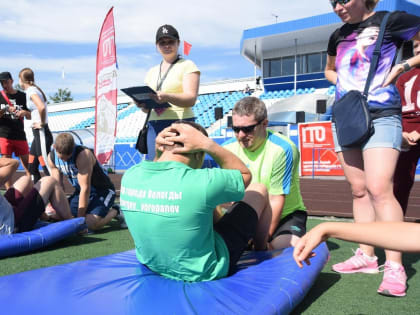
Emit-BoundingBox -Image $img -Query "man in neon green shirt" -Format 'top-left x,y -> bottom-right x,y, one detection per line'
223,97 -> 307,249
120,121 -> 271,282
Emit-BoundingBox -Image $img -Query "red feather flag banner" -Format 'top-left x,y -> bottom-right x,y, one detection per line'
183,41 -> 192,56
95,7 -> 117,165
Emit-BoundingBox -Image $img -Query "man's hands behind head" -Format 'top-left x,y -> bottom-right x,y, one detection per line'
156,123 -> 211,155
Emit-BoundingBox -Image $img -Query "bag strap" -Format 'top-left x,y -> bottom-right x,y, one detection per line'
143,107 -> 152,127
363,12 -> 391,97
0,90 -> 13,107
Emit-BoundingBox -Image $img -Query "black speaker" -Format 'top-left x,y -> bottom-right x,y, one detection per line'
214,107 -> 223,120
215,107 -> 223,120
227,116 -> 233,127
316,99 -> 327,114
296,111 -> 305,123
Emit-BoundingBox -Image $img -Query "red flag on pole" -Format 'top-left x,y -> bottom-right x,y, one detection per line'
183,41 -> 192,56
95,7 -> 117,165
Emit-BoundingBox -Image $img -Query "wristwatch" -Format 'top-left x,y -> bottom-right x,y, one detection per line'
402,62 -> 411,72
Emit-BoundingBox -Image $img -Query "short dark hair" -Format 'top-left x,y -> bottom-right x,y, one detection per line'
232,96 -> 267,121
173,120 -> 208,137
54,133 -> 75,156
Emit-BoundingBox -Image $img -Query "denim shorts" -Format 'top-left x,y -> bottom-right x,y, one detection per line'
332,114 -> 402,152
69,187 -> 116,218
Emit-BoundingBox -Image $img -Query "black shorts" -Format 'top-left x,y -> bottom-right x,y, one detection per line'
214,201 -> 258,274
270,210 -> 307,241
5,187 -> 45,233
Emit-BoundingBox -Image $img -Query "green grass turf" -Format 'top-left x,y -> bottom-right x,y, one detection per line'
1,217 -> 420,314
292,219 -> 420,315
0,220 -> 134,276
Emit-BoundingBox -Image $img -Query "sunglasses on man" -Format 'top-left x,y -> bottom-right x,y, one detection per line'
232,119 -> 264,134
330,0 -> 352,9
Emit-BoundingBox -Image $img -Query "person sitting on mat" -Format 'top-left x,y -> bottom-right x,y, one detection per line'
120,121 -> 272,282
48,133 -> 123,231
0,157 -> 73,235
222,96 -> 307,250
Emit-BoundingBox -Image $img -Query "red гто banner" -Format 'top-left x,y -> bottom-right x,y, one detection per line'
95,7 -> 117,165
298,121 -> 344,176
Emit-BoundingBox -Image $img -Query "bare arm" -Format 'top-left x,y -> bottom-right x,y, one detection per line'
150,72 -> 200,107
324,54 -> 337,85
14,109 -> 31,119
156,123 -> 251,187
293,221 -> 420,268
48,153 -> 65,189
384,32 -> 420,87
384,53 -> 420,87
30,93 -> 47,128
0,157 -> 19,186
75,149 -> 95,217
268,194 -> 285,237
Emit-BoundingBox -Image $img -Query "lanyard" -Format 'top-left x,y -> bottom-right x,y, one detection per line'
156,56 -> 180,91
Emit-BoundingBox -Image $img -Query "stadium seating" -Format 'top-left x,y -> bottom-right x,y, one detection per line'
259,87 -> 316,100
27,84 -> 333,145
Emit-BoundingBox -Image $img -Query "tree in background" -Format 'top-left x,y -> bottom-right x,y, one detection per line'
49,88 -> 73,103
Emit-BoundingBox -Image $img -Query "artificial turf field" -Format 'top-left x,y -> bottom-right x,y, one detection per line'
1,217 -> 420,314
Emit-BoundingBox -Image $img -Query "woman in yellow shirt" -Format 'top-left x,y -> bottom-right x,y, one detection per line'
137,24 -> 200,160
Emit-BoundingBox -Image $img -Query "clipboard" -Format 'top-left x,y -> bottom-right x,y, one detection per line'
121,86 -> 170,109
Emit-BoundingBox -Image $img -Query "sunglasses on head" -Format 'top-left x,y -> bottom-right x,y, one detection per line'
330,0 -> 352,8
232,119 -> 264,134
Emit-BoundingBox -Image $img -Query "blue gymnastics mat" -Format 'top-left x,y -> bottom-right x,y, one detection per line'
0,217 -> 86,258
0,242 -> 329,315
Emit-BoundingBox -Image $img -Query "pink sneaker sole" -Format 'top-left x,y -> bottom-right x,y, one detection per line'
377,289 -> 406,297
332,265 -> 379,274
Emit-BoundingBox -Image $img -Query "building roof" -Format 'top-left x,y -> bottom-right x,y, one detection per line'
240,0 -> 420,68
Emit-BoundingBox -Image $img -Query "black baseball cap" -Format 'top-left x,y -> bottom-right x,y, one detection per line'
156,24 -> 179,43
0,72 -> 12,81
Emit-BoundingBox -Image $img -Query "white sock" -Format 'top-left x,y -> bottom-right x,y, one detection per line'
388,261 -> 403,269
361,250 -> 377,261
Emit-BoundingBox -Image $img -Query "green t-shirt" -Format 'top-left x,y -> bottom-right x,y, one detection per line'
223,129 -> 306,218
120,160 -> 245,282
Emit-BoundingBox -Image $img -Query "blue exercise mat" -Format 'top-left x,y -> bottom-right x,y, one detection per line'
0,217 -> 86,258
0,242 -> 329,314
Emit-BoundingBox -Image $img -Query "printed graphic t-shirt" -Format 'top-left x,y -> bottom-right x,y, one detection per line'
0,90 -> 28,140
120,160 -> 244,282
396,67 -> 420,133
328,11 -> 420,110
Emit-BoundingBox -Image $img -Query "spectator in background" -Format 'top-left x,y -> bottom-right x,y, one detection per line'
223,97 -> 307,250
0,71 -> 31,188
324,0 -> 420,297
255,76 -> 261,90
136,24 -> 200,160
18,68 -> 53,183
394,39 -> 420,214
